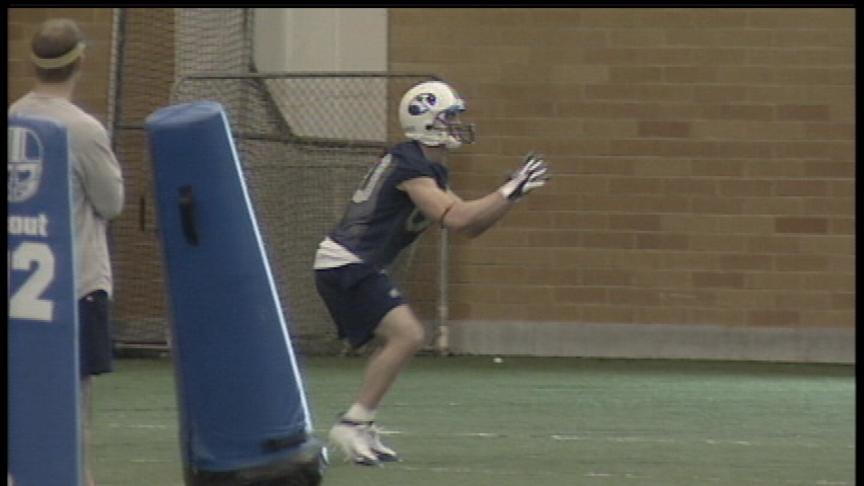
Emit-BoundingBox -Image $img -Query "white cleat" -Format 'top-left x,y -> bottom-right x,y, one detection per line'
367,424 -> 400,463
328,420 -> 381,466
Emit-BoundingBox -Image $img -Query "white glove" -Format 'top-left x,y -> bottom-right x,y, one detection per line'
498,152 -> 550,201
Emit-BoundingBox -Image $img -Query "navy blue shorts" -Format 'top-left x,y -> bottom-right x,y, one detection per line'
315,264 -> 405,349
79,290 -> 114,377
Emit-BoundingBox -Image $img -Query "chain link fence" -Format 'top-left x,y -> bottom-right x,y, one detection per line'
110,8 -> 441,354
110,8 -> 180,351
170,73 -> 440,353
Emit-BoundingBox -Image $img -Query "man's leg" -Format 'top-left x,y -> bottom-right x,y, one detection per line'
81,376 -> 96,486
78,290 -> 111,486
356,305 -> 425,410
330,305 -> 425,464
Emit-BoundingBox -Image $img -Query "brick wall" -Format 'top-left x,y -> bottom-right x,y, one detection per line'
389,8 -> 855,330
8,8 -> 115,125
8,8 -> 853,347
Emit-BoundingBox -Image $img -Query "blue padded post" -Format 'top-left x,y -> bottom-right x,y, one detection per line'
145,101 -> 325,485
8,116 -> 82,486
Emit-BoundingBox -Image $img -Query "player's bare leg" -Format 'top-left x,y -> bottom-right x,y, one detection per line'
359,305 -> 425,409
330,305 -> 424,464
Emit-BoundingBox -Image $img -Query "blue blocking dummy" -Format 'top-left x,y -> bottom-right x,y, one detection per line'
145,101 -> 325,485
8,116 -> 81,486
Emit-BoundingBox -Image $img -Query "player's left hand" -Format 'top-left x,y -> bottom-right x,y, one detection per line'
499,152 -> 550,201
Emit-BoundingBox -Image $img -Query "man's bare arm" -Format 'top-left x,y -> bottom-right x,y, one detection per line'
399,178 -> 512,238
399,153 -> 549,238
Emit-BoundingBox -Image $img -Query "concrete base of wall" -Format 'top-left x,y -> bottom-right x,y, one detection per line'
447,320 -> 855,364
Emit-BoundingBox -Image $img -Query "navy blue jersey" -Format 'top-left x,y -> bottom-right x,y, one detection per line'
328,141 -> 449,270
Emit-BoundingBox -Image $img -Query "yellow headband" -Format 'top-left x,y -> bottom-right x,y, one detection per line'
30,42 -> 86,69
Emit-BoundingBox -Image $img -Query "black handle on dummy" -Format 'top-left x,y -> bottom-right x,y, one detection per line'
262,431 -> 308,452
178,185 -> 199,246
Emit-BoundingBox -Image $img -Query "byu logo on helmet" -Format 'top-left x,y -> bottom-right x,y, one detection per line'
8,126 -> 45,203
407,93 -> 437,116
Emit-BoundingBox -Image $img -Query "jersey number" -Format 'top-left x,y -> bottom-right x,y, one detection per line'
352,155 -> 392,203
8,242 -> 55,322
405,207 -> 430,233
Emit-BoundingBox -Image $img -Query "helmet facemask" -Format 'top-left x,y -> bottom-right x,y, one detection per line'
430,108 -> 476,149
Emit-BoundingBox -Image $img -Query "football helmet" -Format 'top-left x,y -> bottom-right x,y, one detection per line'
399,81 -> 475,149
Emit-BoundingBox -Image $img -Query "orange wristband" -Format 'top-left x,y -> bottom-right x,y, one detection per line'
439,203 -> 455,228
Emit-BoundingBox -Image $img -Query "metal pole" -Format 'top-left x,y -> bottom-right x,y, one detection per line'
108,8 -> 127,149
436,227 -> 451,356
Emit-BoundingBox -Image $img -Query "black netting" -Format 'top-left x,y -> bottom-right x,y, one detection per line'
110,8 -> 441,354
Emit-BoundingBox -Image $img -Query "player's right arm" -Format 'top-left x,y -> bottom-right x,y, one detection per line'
400,153 -> 549,238
78,121 -> 124,220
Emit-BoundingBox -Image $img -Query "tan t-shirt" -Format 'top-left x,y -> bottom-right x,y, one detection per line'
9,92 -> 125,299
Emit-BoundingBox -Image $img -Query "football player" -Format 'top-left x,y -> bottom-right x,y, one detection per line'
314,80 -> 548,465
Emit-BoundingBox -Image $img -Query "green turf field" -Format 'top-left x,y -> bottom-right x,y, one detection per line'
91,355 -> 854,485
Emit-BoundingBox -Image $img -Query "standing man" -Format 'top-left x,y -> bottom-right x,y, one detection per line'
9,18 -> 125,486
314,80 -> 549,465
